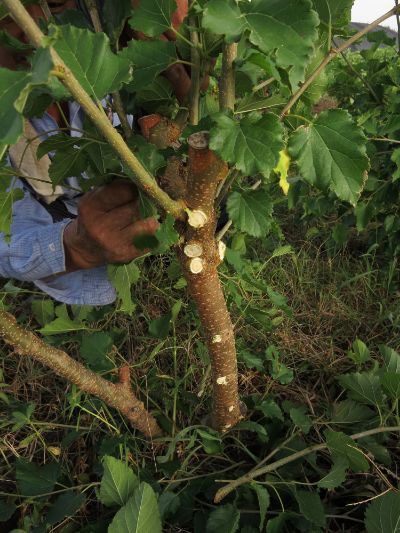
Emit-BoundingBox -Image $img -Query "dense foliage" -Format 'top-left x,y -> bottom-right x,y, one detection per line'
289,35 -> 400,261
0,0 -> 400,531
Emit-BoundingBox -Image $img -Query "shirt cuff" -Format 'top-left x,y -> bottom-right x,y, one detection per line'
8,220 -> 69,281
39,220 -> 69,276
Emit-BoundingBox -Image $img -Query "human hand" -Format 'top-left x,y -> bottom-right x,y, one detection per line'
63,180 -> 159,272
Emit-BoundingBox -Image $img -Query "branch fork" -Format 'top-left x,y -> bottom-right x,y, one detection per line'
0,312 -> 162,437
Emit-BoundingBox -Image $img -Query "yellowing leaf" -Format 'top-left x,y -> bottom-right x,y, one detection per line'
48,446 -> 61,457
274,150 -> 290,195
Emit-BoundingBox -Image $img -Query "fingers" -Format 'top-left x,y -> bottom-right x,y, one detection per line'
125,217 -> 160,240
82,180 -> 138,213
107,202 -> 141,230
68,178 -> 161,269
76,198 -> 159,265
106,217 -> 160,263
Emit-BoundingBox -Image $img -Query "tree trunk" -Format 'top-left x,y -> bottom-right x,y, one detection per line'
176,132 -> 241,431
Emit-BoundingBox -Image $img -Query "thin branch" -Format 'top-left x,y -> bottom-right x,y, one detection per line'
215,220 -> 232,242
249,432 -> 300,474
188,16 -> 201,125
38,0 -> 51,21
0,311 -> 162,437
216,179 -> 261,241
219,42 -> 237,112
369,137 -> 400,144
252,77 -> 275,94
3,172 -> 81,192
396,0 -> 400,55
3,0 -> 185,220
332,39 -> 380,103
215,168 -> 240,206
280,5 -> 400,118
111,91 -> 132,139
84,0 -> 102,32
214,425 -> 400,503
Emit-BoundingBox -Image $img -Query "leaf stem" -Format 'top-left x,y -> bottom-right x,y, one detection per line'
214,425 -> 400,503
396,0 -> 400,55
280,5 -> 400,118
332,39 -> 381,103
252,77 -> 275,93
171,27 -> 195,48
370,137 -> 400,144
38,0 -> 52,21
176,59 -> 196,67
215,168 -> 240,205
3,0 -> 184,219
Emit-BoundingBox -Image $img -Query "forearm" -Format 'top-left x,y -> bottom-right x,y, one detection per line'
0,222 -> 69,282
0,220 -> 116,305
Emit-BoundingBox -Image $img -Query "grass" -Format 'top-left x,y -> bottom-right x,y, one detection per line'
1,214 -> 400,531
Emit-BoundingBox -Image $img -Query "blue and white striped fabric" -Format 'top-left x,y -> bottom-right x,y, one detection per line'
0,103 -> 118,305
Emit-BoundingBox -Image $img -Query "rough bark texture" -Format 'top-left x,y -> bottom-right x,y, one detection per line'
0,311 -> 162,437
138,114 -> 182,149
176,132 -> 241,431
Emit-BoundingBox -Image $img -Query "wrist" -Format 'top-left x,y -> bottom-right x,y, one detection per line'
63,220 -> 104,272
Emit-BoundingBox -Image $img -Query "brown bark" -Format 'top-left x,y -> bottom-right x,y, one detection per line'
138,114 -> 182,149
138,116 -> 242,431
0,311 -> 162,437
176,132 -> 241,431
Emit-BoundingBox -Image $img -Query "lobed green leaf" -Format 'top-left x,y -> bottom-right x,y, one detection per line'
206,503 -> 240,533
16,459 -> 59,497
130,0 -> 177,37
107,261 -> 141,314
210,112 -> 284,178
289,109 -> 369,206
365,491 -> 400,533
227,189 -> 273,238
325,429 -> 369,472
295,490 -> 326,528
53,24 -> 131,99
121,40 -> 177,92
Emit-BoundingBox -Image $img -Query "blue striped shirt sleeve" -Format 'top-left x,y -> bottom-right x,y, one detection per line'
0,182 -> 116,305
